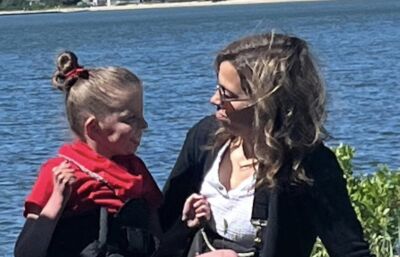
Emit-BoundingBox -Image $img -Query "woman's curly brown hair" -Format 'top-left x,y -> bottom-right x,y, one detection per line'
214,32 -> 328,188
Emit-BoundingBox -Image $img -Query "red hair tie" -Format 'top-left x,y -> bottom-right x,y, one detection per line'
65,67 -> 85,78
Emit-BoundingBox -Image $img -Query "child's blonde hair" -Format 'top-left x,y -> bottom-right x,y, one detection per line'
52,51 -> 142,139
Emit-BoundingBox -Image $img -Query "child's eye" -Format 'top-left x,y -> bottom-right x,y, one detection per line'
121,116 -> 137,124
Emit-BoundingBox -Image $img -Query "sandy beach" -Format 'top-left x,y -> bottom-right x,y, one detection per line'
0,0 -> 320,16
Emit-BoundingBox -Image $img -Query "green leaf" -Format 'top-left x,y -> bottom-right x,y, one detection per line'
312,144 -> 400,257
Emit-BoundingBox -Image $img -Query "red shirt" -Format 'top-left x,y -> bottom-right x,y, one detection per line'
25,140 -> 162,216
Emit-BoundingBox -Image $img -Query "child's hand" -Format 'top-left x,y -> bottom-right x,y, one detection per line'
51,160 -> 76,203
182,193 -> 211,228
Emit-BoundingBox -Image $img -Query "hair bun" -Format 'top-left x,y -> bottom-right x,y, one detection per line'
51,51 -> 87,92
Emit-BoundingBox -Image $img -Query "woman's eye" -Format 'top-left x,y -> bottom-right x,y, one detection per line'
224,94 -> 236,99
222,89 -> 238,99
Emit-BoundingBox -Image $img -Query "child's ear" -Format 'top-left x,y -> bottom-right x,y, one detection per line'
84,116 -> 101,141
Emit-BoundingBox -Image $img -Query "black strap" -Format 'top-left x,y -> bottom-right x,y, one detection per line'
252,186 -> 269,221
250,173 -> 269,253
98,207 -> 108,246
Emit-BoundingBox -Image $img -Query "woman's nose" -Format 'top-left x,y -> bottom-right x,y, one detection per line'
210,89 -> 221,106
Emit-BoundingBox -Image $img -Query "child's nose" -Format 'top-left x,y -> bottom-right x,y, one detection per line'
140,118 -> 148,129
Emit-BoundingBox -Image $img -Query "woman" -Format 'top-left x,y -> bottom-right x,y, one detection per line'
157,33 -> 373,257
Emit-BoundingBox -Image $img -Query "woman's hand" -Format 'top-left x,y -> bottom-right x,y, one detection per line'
182,193 -> 211,228
51,160 -> 76,205
198,250 -> 238,257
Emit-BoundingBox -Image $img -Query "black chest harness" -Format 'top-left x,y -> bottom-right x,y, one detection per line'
46,156 -> 158,257
80,199 -> 157,257
194,144 -> 270,257
195,185 -> 269,257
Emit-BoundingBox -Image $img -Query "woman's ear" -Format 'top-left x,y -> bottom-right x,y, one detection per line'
84,116 -> 101,141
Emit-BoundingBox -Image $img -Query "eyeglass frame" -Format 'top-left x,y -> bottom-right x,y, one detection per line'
216,84 -> 254,113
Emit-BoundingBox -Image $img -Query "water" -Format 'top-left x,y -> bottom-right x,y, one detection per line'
0,0 -> 399,254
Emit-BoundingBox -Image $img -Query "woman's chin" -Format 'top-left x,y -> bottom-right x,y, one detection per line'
215,112 -> 251,137
215,112 -> 230,123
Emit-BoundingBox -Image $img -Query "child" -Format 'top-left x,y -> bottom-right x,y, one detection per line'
14,51 -> 162,257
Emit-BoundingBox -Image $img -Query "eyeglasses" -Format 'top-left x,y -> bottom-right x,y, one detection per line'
217,84 -> 251,103
216,84 -> 253,113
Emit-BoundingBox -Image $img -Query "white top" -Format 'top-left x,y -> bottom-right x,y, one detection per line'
200,141 -> 257,248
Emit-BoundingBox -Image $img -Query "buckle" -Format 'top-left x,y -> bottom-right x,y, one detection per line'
250,219 -> 268,228
251,219 -> 267,249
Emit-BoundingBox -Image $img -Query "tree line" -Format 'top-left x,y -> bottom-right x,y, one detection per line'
0,0 -> 67,10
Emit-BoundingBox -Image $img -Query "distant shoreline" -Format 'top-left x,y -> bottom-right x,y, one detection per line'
0,0 -> 321,16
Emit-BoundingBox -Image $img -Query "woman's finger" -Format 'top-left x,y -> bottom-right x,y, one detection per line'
182,193 -> 203,219
195,212 -> 207,219
187,193 -> 204,204
195,207 -> 211,217
194,205 -> 210,215
193,198 -> 208,209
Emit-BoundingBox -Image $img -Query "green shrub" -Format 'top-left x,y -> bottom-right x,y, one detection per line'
311,144 -> 400,257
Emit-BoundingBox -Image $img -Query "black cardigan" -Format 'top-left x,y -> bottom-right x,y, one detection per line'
156,115 -> 373,257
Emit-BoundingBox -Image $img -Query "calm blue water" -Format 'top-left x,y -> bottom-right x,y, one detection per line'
1,0 -> 399,254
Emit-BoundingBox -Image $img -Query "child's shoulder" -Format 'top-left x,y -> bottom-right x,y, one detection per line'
38,156 -> 65,175
113,154 -> 148,174
131,154 -> 147,169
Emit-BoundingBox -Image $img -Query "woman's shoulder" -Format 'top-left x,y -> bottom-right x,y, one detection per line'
188,115 -> 219,133
306,143 -> 337,163
186,115 -> 220,143
303,143 -> 343,183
